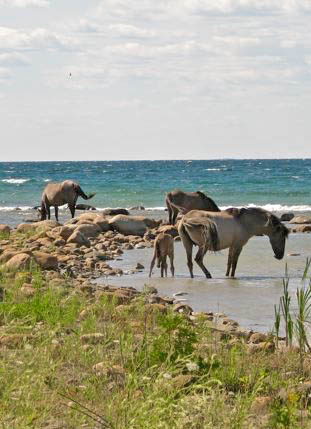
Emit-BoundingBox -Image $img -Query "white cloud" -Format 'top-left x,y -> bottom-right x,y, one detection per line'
0,0 -> 49,7
0,27 -> 73,51
0,53 -> 30,66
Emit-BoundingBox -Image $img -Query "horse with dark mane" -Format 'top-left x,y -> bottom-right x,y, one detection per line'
178,207 -> 289,278
165,189 -> 220,225
40,180 -> 96,221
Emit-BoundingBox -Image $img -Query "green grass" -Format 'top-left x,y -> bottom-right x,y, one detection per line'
1,268 -> 311,428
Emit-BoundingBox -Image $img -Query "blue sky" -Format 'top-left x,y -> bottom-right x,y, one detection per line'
1,0 -> 311,161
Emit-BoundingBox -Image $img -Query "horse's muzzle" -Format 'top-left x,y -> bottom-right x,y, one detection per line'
274,254 -> 283,260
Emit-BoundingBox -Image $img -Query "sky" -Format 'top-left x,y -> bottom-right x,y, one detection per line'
1,0 -> 311,161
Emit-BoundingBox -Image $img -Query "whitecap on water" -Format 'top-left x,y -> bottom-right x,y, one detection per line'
2,179 -> 30,184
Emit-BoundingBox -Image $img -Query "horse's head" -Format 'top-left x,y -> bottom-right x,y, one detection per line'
266,214 -> 289,259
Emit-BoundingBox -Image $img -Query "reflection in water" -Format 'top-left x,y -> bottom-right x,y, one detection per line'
100,235 -> 311,333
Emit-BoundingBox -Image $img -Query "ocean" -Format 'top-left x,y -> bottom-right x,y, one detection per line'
1,159 -> 311,332
0,159 -> 311,226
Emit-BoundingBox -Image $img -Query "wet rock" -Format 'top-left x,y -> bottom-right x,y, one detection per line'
136,262 -> 144,270
102,208 -> 129,216
75,204 -> 96,211
280,213 -> 294,222
289,215 -> 311,224
173,303 -> 193,315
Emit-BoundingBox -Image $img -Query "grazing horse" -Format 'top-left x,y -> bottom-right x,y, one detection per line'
40,180 -> 96,221
178,207 -> 289,278
166,189 -> 220,225
149,232 -> 175,278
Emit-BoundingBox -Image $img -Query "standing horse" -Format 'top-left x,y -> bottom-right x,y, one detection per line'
166,189 -> 220,225
149,232 -> 175,278
40,180 -> 96,221
178,207 -> 289,278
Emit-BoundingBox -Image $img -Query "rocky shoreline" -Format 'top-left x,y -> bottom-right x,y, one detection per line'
1,210 -> 311,350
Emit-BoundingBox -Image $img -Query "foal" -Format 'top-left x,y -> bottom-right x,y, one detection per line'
149,233 -> 175,277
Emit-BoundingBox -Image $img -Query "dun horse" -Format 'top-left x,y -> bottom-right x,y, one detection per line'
149,232 -> 175,278
178,207 -> 289,278
40,180 -> 96,221
166,189 -> 220,225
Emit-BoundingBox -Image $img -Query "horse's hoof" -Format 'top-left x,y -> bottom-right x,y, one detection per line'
206,273 -> 212,279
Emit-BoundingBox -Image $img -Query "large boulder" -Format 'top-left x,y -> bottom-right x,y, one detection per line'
280,213 -> 294,222
109,215 -> 160,236
76,212 -> 99,222
101,208 -> 129,216
93,216 -> 111,232
32,251 -> 58,270
59,225 -> 76,240
67,230 -> 91,247
289,216 -> 311,224
5,253 -> 32,270
75,223 -> 101,238
17,220 -> 59,234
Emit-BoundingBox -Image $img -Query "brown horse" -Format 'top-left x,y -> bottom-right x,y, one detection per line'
178,207 -> 289,278
40,180 -> 95,221
149,232 -> 175,278
165,189 -> 220,225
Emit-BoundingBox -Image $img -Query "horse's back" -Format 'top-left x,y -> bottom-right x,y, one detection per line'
182,209 -> 247,250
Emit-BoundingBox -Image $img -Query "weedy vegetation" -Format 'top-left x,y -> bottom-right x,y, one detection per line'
1,263 -> 311,428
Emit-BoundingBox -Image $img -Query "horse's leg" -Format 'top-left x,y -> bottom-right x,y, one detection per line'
230,246 -> 243,278
46,205 -> 51,220
169,253 -> 175,277
172,208 -> 178,225
164,258 -> 168,277
179,228 -> 194,278
54,206 -> 59,222
167,204 -> 173,225
69,204 -> 75,218
160,259 -> 164,278
194,246 -> 212,279
149,253 -> 157,278
226,247 -> 233,277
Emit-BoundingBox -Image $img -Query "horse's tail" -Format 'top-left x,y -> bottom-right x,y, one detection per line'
40,200 -> 47,220
155,240 -> 161,268
182,219 -> 219,252
74,184 -> 96,200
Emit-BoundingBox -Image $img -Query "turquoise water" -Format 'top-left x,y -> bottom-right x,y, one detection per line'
1,159 -> 311,213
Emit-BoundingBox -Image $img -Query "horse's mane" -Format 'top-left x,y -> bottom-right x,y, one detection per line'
197,191 -> 220,211
240,207 -> 289,238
